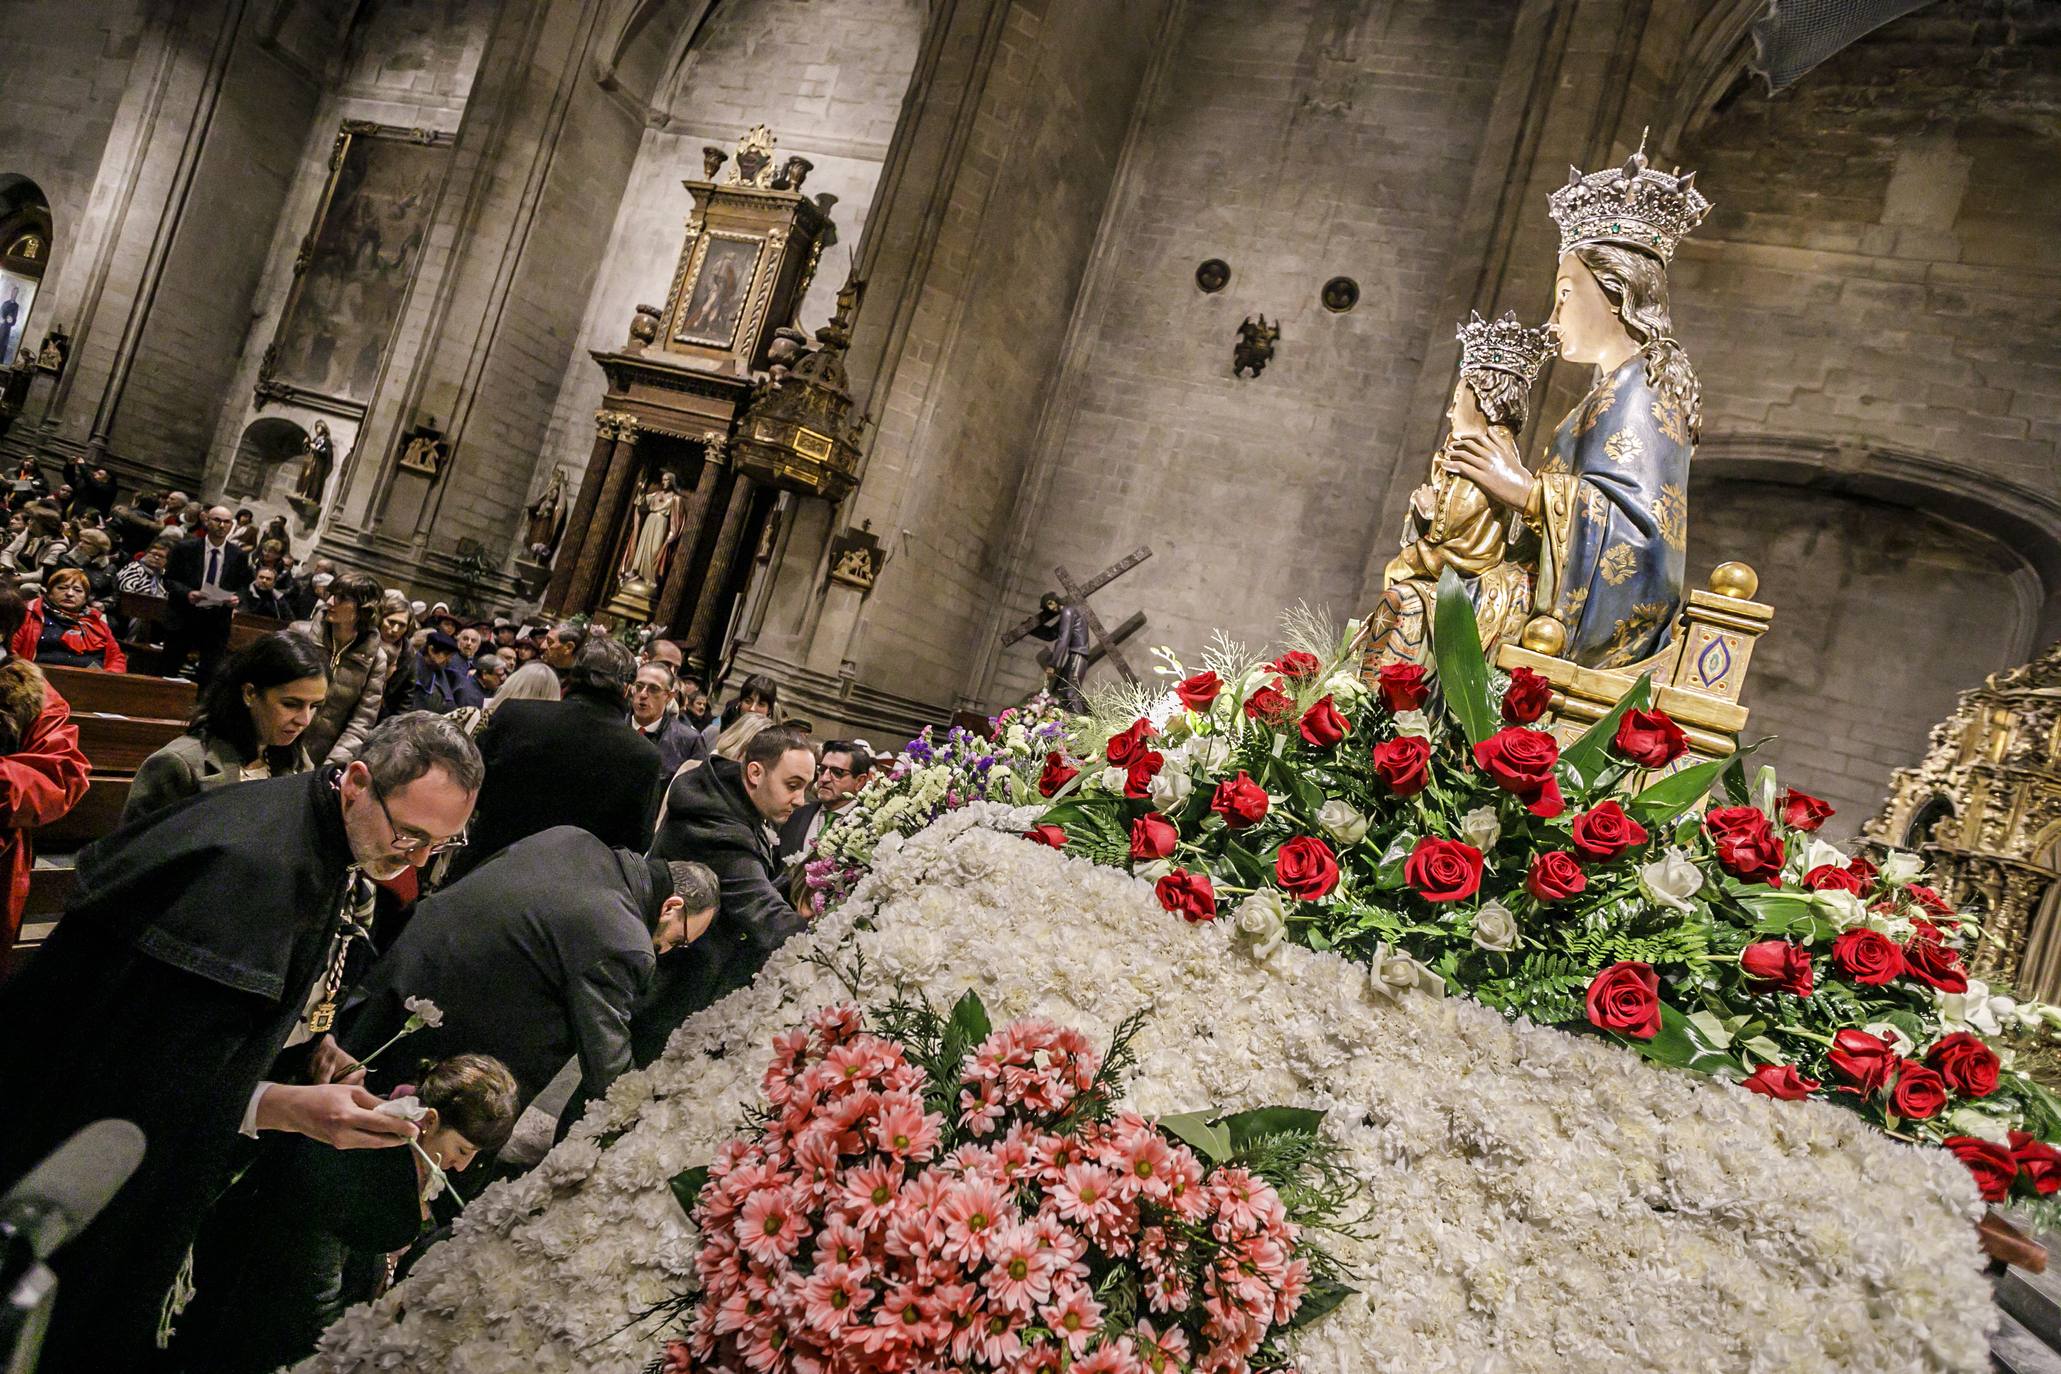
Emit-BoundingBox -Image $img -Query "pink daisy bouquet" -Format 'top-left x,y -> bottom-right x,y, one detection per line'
654,994 -> 1354,1374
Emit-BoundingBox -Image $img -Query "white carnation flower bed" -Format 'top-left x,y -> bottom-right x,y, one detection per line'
306,802 -> 1996,1374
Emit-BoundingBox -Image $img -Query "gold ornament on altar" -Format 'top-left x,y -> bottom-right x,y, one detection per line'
1870,645 -> 2061,1001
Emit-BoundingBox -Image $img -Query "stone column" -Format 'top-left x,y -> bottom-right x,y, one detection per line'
566,411 -> 641,614
546,410 -> 626,612
653,432 -> 729,635
685,472 -> 760,656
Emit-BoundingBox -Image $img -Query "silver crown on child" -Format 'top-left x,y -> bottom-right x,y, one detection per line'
1547,133 -> 1712,265
1455,311 -> 1558,386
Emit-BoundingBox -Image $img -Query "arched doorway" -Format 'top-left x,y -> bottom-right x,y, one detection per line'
226,416 -> 310,501
0,175 -> 53,367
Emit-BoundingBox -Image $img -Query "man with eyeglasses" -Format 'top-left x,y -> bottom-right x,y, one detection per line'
776,739 -> 875,864
0,712 -> 481,1372
162,503 -> 249,685
628,659 -> 707,778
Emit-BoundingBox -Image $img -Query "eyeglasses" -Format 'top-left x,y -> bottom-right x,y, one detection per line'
818,764 -> 855,780
372,782 -> 468,857
629,681 -> 669,695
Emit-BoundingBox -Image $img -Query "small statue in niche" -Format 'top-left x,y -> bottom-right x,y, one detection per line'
1027,591 -> 1090,711
397,420 -> 448,479
34,324 -> 68,375
294,420 -> 336,505
526,467 -> 568,562
618,469 -> 687,588
1233,315 -> 1279,378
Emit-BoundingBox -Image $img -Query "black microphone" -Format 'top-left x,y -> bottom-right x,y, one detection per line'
0,1121 -> 145,1263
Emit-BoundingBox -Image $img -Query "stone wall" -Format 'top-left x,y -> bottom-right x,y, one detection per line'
976,0 -> 1518,706
1693,477 -> 2038,840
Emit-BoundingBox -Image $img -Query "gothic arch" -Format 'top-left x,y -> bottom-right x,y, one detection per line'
1694,431 -> 2061,643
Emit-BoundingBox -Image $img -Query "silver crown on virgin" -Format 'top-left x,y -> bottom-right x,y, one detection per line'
1547,133 -> 1712,265
1456,311 -> 1557,387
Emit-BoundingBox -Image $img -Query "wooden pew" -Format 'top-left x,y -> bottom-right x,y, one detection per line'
230,611 -> 291,651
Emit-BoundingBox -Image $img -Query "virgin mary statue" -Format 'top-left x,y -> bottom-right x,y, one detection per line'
1444,142 -> 1710,668
620,470 -> 687,587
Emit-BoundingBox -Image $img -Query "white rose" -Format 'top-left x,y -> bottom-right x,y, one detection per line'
1638,848 -> 1705,912
1798,837 -> 1849,875
1392,710 -> 1433,741
1471,899 -> 1518,952
1938,978 -> 2008,1037
1862,1021 -> 1915,1057
1233,888 -> 1289,958
1810,888 -> 1869,930
1098,766 -> 1129,793
1458,806 -> 1501,853
1317,800 -> 1369,846
1148,766 -> 1191,812
1880,851 -> 1923,887
1322,670 -> 1368,705
1188,734 -> 1232,778
1946,1105 -> 2012,1145
1133,859 -> 1175,884
1369,941 -> 1443,1002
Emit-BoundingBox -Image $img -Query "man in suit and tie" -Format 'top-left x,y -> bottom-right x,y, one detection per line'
163,505 -> 249,685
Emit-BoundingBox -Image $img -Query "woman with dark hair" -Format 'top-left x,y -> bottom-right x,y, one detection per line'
168,1053 -> 520,1374
696,670 -> 780,750
122,632 -> 329,825
4,501 -> 68,581
12,567 -> 126,671
292,569 -> 389,764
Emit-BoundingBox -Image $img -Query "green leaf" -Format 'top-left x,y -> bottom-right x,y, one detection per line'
1432,568 -> 1495,747
1220,1106 -> 1326,1153
669,1164 -> 710,1218
1157,1110 -> 1232,1163
1559,673 -> 1652,787
1624,1002 -> 1739,1074
1222,839 -> 1269,888
1625,740 -> 1764,827
1283,1275 -> 1357,1332
947,989 -> 991,1048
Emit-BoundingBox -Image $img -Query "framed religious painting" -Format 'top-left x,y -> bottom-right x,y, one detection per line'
256,121 -> 453,417
672,232 -> 766,351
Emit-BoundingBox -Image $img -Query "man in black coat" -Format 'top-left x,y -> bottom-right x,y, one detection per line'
445,636 -> 662,880
0,713 -> 480,1373
162,504 -> 250,685
629,658 -> 708,779
640,724 -> 817,1065
339,828 -> 718,1111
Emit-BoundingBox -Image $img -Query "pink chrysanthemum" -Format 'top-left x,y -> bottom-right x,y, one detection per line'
737,1184 -> 809,1267
872,1092 -> 943,1161
1042,1283 -> 1105,1355
937,1177 -> 1012,1265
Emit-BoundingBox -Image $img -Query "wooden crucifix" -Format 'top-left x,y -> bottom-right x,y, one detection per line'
1001,546 -> 1152,691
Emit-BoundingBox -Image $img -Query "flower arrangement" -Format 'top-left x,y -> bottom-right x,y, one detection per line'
656,992 -> 1352,1374
1033,578 -> 2061,1213
804,699 -> 1072,910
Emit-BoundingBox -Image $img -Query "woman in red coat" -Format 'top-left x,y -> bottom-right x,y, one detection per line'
13,566 -> 127,672
0,584 -> 90,970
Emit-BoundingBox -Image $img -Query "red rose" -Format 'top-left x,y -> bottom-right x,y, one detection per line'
1243,685 -> 1294,725
1501,667 -> 1554,724
1904,933 -> 1969,994
1155,868 -> 1217,923
1890,1060 -> 1948,1120
1174,670 -> 1223,711
1584,961 -> 1661,1039
1268,650 -> 1322,682
1907,884 -> 1958,920
1705,806 -> 1784,885
1777,788 -> 1834,832
2011,1131 -> 2061,1197
1129,813 -> 1178,862
1569,800 -> 1649,862
1829,928 -> 1905,986
1527,850 -> 1588,903
1122,751 -> 1164,800
1370,736 -> 1432,797
1846,855 -> 1879,883
1739,940 -> 1814,997
1472,727 -> 1565,818
1612,708 -> 1689,768
1377,662 -> 1431,712
1209,771 -> 1270,829
1927,1032 -> 2000,1098
1105,718 -> 1159,767
1404,835 -> 1483,904
1275,836 -> 1341,900
1827,1028 -> 1895,1097
1803,864 -> 1868,894
1946,1136 -> 2018,1201
1741,1064 -> 1819,1100
1299,695 -> 1350,749
1037,751 -> 1079,798
1025,824 -> 1067,849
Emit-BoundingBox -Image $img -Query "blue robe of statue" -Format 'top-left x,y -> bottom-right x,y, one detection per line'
1530,351 -> 1692,668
